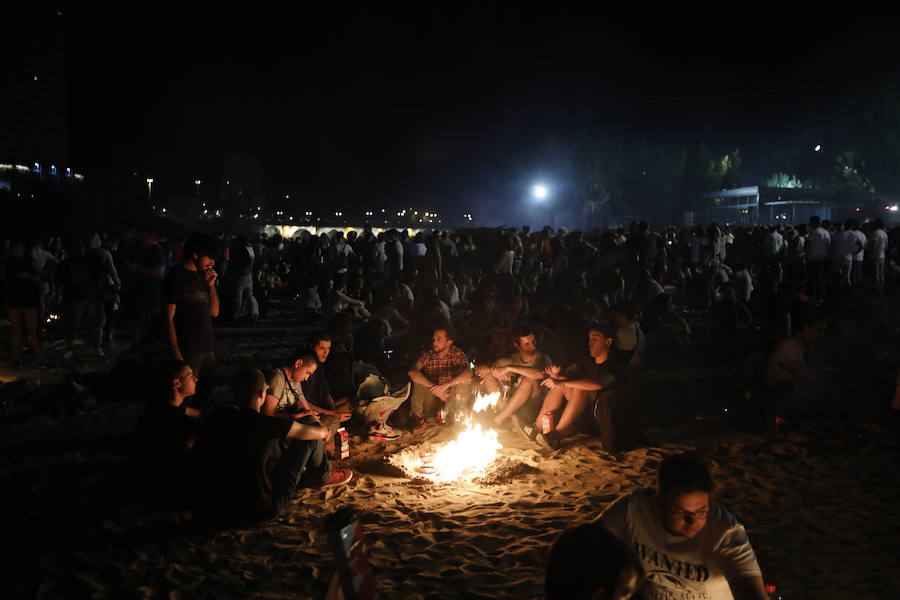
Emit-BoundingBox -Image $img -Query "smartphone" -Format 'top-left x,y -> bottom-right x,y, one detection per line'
325,507 -> 379,600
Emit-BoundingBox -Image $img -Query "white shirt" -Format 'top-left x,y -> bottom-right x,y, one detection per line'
871,228 -> 888,259
598,488 -> 762,600
805,227 -> 830,260
852,230 -> 866,261
831,230 -> 858,260
762,231 -> 784,258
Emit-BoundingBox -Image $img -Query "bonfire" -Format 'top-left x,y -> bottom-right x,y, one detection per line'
391,391 -> 504,482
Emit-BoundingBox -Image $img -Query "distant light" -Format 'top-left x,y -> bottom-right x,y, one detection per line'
254,213 -> 259,218
33,75 -> 39,82
855,207 -> 861,212
532,184 -> 548,200
891,205 -> 899,212
194,179 -> 202,185
146,178 -> 153,184
225,180 -> 230,185
814,145 -> 821,152
161,208 -> 166,213
284,194 -> 290,199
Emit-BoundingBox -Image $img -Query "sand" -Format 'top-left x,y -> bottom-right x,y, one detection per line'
1,305 -> 899,599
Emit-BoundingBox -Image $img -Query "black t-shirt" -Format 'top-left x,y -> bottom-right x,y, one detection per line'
161,265 -> 215,354
194,406 -> 292,518
129,400 -> 198,495
301,367 -> 332,409
575,357 -> 617,390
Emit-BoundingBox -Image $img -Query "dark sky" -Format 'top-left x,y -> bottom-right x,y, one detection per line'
63,7 -> 900,216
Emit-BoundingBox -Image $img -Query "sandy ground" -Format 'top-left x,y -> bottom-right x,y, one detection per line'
1,305 -> 899,599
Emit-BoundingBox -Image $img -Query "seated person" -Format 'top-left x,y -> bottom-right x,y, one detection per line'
545,522 -> 644,600
264,347 -> 348,453
596,453 -> 768,600
474,323 -> 551,430
193,368 -> 352,523
407,324 -> 473,433
763,310 -> 835,418
301,333 -> 353,433
610,302 -> 646,367
530,322 -> 617,451
128,360 -> 203,501
707,282 -> 753,345
642,292 -> 691,349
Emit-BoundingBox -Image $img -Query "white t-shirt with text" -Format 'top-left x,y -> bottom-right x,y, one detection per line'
598,487 -> 762,600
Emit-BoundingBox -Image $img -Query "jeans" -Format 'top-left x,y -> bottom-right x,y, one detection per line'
269,438 -> 332,518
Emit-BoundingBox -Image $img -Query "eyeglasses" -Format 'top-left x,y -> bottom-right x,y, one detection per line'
667,505 -> 709,520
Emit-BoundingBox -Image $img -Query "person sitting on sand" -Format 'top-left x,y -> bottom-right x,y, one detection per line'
530,322 -> 618,451
128,360 -> 203,502
763,310 -> 832,416
264,347 -> 350,456
545,522 -> 644,600
193,368 -> 352,523
474,322 -> 551,431
597,453 -> 768,600
407,324 -> 473,433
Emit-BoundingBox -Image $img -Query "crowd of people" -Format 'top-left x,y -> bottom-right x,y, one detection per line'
3,217 -> 899,597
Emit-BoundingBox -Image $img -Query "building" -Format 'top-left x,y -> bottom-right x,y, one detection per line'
686,186 -> 838,227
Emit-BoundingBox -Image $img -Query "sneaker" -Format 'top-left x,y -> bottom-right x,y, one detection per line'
317,469 -> 353,488
536,429 -> 561,451
410,413 -> 428,434
368,424 -> 401,441
511,413 -> 538,442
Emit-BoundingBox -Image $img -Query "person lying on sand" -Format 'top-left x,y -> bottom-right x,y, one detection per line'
193,368 -> 352,524
597,453 -> 769,600
528,322 -> 618,451
545,522 -> 644,600
128,360 -> 204,502
474,322 -> 551,431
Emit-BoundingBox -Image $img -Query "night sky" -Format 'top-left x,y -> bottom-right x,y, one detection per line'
43,8 -> 900,216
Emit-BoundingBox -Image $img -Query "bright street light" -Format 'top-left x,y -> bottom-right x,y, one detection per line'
532,184 -> 548,200
814,145 -> 821,152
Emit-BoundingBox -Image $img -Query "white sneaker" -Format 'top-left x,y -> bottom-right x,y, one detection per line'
368,424 -> 401,440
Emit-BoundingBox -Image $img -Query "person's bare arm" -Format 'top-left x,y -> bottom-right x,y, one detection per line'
728,575 -> 769,600
491,365 -> 545,381
407,367 -> 435,388
163,304 -> 183,361
203,268 -> 220,318
261,394 -> 280,416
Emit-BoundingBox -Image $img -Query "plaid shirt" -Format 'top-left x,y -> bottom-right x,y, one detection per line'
415,346 -> 469,385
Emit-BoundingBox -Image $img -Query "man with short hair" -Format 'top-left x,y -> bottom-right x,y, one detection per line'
194,368 -> 351,523
870,219 -> 888,293
302,331 -> 353,423
474,323 -> 551,430
830,220 -> 862,287
597,453 -> 768,600
128,360 -> 203,501
407,325 -> 472,433
531,323 -> 618,451
804,215 -> 830,297
162,232 -> 220,409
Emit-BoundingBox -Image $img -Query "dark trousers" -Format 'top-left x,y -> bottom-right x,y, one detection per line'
269,438 -> 331,518
184,351 -> 216,410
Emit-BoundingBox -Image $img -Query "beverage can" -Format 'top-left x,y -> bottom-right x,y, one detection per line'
436,408 -> 446,425
335,427 -> 350,460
